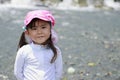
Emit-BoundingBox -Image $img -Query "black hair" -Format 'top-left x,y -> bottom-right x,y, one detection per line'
18,18 -> 57,63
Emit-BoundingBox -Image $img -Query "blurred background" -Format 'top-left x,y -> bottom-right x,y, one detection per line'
0,0 -> 120,80
0,0 -> 120,10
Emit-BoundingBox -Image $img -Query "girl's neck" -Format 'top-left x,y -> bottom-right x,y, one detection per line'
32,41 -> 48,47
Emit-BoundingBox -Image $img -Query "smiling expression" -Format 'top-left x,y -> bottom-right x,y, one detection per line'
26,19 -> 51,45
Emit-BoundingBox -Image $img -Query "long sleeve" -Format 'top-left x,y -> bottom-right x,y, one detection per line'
14,48 -> 25,80
55,47 -> 63,80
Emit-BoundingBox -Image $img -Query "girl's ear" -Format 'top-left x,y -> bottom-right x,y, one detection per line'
25,30 -> 29,35
24,31 -> 32,43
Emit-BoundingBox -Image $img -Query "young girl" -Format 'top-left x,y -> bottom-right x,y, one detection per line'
14,10 -> 63,80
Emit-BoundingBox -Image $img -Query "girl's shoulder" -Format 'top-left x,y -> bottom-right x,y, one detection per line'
18,44 -> 32,51
17,44 -> 32,56
54,45 -> 62,55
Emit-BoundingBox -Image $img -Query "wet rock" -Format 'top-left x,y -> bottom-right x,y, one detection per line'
115,76 -> 120,80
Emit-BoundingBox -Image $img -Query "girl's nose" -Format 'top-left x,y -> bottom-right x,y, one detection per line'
37,28 -> 42,34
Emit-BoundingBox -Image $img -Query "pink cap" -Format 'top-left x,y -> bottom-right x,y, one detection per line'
24,10 -> 55,27
24,10 -> 58,44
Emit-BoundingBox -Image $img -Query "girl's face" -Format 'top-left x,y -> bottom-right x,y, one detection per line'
26,20 -> 51,45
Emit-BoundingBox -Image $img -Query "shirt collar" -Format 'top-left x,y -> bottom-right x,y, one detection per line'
30,42 -> 48,50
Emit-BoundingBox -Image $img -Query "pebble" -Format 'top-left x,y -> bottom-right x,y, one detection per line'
67,67 -> 75,74
88,62 -> 96,67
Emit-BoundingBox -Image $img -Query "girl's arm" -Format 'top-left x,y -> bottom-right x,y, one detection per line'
55,47 -> 63,80
14,48 -> 25,80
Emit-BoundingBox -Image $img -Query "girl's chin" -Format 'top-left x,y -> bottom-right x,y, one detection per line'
33,41 -> 47,45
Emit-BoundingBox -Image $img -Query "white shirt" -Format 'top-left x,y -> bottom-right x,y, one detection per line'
14,43 -> 63,80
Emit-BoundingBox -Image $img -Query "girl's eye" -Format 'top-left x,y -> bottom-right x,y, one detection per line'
41,26 -> 46,29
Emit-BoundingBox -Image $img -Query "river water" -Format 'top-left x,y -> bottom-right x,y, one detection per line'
0,6 -> 120,80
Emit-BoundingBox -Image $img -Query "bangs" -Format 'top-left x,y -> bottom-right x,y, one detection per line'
26,18 -> 51,29
26,18 -> 40,29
